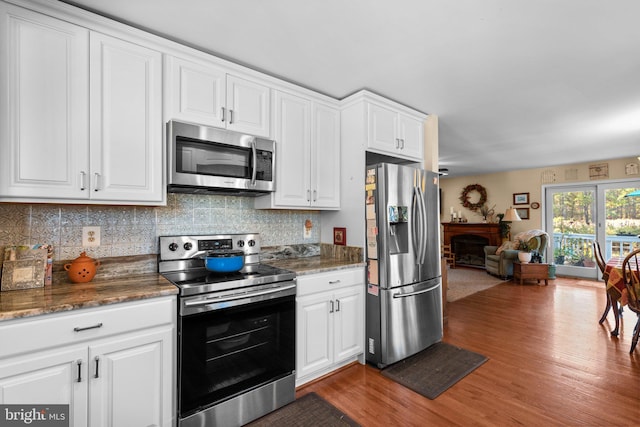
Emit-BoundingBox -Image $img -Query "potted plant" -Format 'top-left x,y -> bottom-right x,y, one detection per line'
518,239 -> 532,263
554,234 -> 569,265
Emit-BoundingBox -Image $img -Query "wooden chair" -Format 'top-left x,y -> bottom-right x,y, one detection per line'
622,249 -> 640,353
593,241 -> 618,324
442,244 -> 455,269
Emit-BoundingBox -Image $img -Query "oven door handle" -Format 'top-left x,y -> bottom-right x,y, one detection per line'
184,284 -> 296,307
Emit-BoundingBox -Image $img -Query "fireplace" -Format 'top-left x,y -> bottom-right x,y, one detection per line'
442,223 -> 502,269
451,234 -> 488,267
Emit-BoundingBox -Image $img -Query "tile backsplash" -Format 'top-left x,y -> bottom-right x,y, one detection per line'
0,193 -> 320,261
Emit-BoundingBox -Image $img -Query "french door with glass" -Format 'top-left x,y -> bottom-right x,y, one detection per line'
544,180 -> 640,279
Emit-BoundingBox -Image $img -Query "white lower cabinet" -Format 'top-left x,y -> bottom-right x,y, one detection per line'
295,268 -> 364,386
0,297 -> 175,427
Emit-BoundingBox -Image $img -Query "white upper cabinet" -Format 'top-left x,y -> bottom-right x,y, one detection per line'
166,56 -> 271,138
255,90 -> 340,210
271,91 -> 312,207
0,3 -> 89,200
0,3 -> 164,204
89,32 -> 163,202
367,101 -> 425,161
311,102 -> 341,209
226,75 -> 271,137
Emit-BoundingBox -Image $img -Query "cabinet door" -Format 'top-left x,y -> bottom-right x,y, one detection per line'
226,75 -> 270,137
0,3 -> 89,199
311,103 -> 340,209
167,56 -> 226,128
89,32 -> 163,202
0,346 -> 88,427
88,327 -> 173,427
367,102 -> 398,154
273,91 -> 312,207
296,293 -> 333,379
398,113 -> 424,161
333,286 -> 364,363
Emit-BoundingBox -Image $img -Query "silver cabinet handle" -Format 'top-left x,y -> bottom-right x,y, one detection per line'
74,322 -> 103,332
313,190 -> 317,201
329,280 -> 341,284
93,173 -> 101,191
329,300 -> 334,313
80,171 -> 87,191
76,360 -> 82,383
229,109 -> 234,124
336,299 -> 341,312
401,139 -> 405,149
395,138 -> 400,148
307,190 -> 311,202
94,356 -> 100,379
221,107 -> 226,122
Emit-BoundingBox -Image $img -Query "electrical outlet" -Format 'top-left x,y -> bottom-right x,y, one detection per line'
303,224 -> 311,239
82,226 -> 101,247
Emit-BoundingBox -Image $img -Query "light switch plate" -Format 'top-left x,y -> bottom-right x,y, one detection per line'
82,226 -> 101,247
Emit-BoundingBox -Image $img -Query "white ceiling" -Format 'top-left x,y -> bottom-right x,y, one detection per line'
61,0 -> 640,177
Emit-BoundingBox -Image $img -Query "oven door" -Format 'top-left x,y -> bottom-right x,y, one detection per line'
178,283 -> 295,422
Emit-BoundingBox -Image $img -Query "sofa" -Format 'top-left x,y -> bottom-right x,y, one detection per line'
484,230 -> 549,279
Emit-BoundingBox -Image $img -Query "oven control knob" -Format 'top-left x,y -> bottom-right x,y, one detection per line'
183,242 -> 193,251
168,242 -> 178,251
237,240 -> 245,248
248,240 -> 256,247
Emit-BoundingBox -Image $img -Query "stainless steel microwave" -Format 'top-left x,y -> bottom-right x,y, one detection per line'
167,120 -> 275,195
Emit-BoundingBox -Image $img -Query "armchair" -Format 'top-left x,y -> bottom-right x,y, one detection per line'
484,230 -> 549,280
484,245 -> 519,279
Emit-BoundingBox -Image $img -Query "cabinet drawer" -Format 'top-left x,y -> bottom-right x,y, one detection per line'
297,268 -> 364,297
0,297 -> 175,358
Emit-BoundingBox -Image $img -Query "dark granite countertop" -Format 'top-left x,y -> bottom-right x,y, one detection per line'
266,256 -> 365,276
0,246 -> 364,322
0,274 -> 177,321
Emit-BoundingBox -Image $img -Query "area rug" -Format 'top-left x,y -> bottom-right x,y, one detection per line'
247,392 -> 360,427
381,342 -> 488,400
447,267 -> 508,302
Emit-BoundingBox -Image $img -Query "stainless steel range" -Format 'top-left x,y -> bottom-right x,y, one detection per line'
159,233 -> 296,427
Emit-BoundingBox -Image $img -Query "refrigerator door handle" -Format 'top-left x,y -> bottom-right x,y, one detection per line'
411,186 -> 422,263
392,283 -> 440,298
413,184 -> 427,264
417,184 -> 428,264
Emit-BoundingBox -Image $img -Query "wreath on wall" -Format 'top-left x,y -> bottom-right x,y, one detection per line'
459,184 -> 487,211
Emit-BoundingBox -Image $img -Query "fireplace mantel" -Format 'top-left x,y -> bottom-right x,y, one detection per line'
442,222 -> 502,267
441,222 -> 502,246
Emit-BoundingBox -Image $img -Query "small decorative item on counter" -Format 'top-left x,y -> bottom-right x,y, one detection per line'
32,244 -> 54,286
1,245 -> 49,291
64,251 -> 101,283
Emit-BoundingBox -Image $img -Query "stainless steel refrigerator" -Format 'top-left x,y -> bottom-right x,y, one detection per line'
365,163 -> 442,368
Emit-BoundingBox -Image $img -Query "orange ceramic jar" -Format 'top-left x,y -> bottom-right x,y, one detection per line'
64,251 -> 101,283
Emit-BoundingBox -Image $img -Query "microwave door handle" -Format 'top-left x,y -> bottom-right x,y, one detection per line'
250,140 -> 257,186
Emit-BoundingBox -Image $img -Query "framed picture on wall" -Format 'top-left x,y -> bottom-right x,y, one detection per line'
513,192 -> 529,205
515,208 -> 530,220
333,227 -> 346,246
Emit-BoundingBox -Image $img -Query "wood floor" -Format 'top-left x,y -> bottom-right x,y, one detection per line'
296,275 -> 640,426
